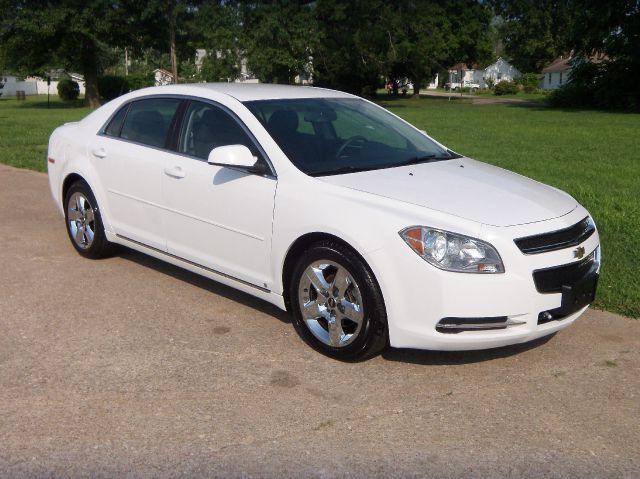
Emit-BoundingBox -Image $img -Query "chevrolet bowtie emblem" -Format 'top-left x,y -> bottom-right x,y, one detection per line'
574,246 -> 586,259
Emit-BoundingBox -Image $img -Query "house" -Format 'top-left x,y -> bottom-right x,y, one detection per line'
195,49 -> 207,72
154,68 -> 175,86
1,74 -> 38,96
448,58 -> 521,89
541,53 -> 609,90
541,57 -> 572,90
1,70 -> 87,97
482,58 -> 521,86
426,73 -> 439,89
448,63 -> 477,87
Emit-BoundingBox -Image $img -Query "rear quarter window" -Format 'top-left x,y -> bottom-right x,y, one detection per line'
103,104 -> 129,137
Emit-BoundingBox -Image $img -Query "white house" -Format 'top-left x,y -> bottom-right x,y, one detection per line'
154,68 -> 175,86
448,63 -> 476,86
426,73 -> 439,89
1,72 -> 85,97
541,57 -> 572,90
482,57 -> 521,86
448,58 -> 521,89
1,74 -> 37,96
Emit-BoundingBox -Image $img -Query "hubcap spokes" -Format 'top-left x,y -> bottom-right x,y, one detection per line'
298,261 -> 364,348
67,192 -> 96,249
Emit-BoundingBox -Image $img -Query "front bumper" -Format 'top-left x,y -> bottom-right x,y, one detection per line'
365,208 -> 600,351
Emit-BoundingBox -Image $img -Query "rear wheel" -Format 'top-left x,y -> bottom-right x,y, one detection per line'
290,241 -> 388,361
64,181 -> 114,259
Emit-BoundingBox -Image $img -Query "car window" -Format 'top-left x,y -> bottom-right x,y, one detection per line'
120,98 -> 182,148
103,104 -> 129,137
245,98 -> 454,176
333,108 -> 406,149
179,101 -> 257,160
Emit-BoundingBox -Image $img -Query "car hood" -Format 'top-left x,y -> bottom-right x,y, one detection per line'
318,158 -> 577,227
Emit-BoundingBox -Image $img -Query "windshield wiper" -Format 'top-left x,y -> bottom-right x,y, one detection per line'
311,165 -> 377,177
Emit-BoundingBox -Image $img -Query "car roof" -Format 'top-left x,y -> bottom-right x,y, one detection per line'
129,83 -> 356,102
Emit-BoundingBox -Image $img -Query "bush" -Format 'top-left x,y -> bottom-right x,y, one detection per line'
98,75 -> 130,102
549,58 -> 640,112
360,85 -> 377,99
518,73 -> 540,93
494,80 -> 519,95
57,79 -> 80,101
127,72 -> 155,91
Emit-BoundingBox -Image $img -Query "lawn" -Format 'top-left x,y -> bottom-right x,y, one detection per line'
0,96 -> 87,170
1,94 -> 638,318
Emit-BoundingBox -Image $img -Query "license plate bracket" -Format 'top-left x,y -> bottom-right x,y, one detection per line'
559,270 -> 599,316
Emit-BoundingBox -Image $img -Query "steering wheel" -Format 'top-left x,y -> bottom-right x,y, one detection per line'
335,135 -> 368,159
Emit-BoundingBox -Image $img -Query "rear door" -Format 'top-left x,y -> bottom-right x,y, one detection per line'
90,97 -> 183,250
162,100 -> 277,290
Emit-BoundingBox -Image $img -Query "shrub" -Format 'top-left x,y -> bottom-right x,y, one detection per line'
360,85 -> 377,99
57,79 -> 80,101
127,72 -> 155,91
494,80 -> 519,95
518,73 -> 540,93
549,58 -> 640,112
98,75 -> 129,102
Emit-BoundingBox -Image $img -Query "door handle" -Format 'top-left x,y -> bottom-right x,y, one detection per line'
164,166 -> 186,179
92,148 -> 107,158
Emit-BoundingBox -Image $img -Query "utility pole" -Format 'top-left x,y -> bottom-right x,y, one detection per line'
125,47 -> 129,76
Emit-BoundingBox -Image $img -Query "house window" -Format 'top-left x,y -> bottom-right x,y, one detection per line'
497,73 -> 502,80
548,74 -> 551,86
559,72 -> 563,84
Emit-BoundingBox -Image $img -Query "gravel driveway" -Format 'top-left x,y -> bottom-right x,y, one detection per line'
1,164 -> 638,478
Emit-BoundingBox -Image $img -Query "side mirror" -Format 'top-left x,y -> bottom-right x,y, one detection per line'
207,144 -> 269,175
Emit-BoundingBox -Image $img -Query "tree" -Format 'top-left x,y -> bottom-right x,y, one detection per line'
242,2 -> 316,84
313,0 -> 493,96
0,1 -> 140,107
550,0 -> 640,110
194,1 -> 243,82
313,0 -> 389,94
490,0 -> 573,72
139,1 -> 202,85
384,0 -> 493,95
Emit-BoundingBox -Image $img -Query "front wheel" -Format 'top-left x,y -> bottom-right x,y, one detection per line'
290,241 -> 388,361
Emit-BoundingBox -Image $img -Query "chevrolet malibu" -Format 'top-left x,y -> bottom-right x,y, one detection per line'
47,84 -> 600,360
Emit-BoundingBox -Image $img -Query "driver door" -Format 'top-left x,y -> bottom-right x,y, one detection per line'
162,100 -> 277,290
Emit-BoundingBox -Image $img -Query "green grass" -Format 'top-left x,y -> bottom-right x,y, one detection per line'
0,96 -> 88,170
380,96 -> 640,318
0,94 -> 638,318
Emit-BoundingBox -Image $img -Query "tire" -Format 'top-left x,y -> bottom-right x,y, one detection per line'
289,240 -> 388,361
64,180 -> 115,259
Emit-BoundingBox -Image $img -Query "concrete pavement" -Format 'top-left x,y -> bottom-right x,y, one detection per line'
1,164 -> 638,478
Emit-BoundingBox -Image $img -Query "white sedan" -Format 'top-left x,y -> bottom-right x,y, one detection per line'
47,84 -> 600,360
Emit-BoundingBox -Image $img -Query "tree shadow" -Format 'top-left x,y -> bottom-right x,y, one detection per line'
116,247 -> 291,324
16,98 -> 86,109
382,334 -> 555,365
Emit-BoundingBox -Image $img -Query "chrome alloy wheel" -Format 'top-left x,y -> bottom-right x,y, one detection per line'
297,260 -> 364,348
67,192 -> 96,250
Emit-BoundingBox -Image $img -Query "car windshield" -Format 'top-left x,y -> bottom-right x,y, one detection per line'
244,98 -> 458,176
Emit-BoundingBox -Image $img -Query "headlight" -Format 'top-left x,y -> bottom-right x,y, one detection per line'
399,226 -> 505,273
